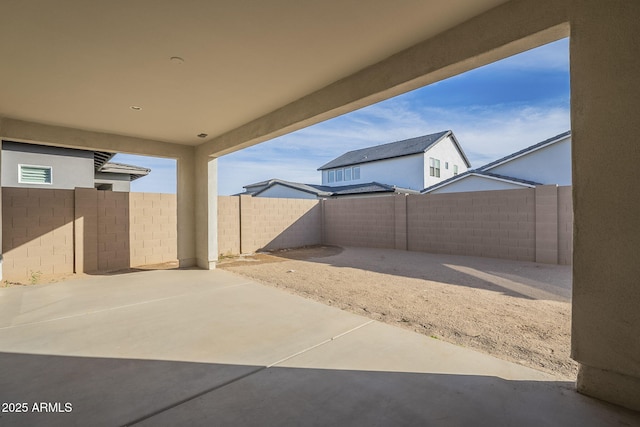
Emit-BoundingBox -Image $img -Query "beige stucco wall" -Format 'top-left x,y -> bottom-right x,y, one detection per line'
569,0 -> 640,410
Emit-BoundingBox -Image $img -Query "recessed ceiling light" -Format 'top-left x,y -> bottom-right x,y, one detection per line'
130,106 -> 142,111
197,133 -> 208,138
170,56 -> 185,64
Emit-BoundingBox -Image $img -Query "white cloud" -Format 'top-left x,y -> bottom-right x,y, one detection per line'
218,96 -> 570,194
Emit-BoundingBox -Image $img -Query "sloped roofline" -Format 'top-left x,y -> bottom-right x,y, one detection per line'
480,130 -> 571,172
249,178 -> 420,198
421,171 -> 541,194
317,130 -> 470,170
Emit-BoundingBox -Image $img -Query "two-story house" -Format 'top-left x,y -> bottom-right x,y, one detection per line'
242,130 -> 471,199
422,131 -> 571,194
318,130 -> 470,191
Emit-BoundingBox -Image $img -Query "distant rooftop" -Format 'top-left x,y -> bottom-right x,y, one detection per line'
318,130 -> 470,170
243,178 -> 418,198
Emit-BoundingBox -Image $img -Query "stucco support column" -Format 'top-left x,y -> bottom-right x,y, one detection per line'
176,150 -> 197,267
194,155 -> 218,269
570,0 -> 640,411
0,136 -> 3,280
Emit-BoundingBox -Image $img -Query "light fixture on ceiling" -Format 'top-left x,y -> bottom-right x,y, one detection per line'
170,56 -> 185,64
197,133 -> 208,138
129,106 -> 142,111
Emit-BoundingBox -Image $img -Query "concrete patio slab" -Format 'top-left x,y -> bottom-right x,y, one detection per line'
0,269 -> 638,426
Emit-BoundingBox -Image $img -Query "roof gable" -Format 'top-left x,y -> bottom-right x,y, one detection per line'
248,178 -> 418,197
318,131 -> 453,170
421,171 -> 541,193
480,130 -> 571,172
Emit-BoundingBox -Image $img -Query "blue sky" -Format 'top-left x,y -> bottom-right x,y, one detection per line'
114,38 -> 569,195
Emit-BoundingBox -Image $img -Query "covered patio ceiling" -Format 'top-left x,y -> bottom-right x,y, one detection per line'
0,0 -> 509,146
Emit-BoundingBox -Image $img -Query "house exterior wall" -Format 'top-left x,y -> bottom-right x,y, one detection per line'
322,153 -> 424,190
257,184 -> 318,199
487,137 -> 571,185
422,135 -> 469,188
320,136 -> 467,191
94,171 -> 131,192
430,175 -> 525,194
1,141 -> 94,189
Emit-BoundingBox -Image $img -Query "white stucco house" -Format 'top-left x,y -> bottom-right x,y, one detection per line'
318,130 -> 470,191
422,131 -> 571,194
242,130 -> 470,199
1,141 -> 150,192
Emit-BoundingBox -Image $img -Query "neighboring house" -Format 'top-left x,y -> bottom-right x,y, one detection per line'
318,130 -> 471,191
241,178 -> 419,200
422,131 -> 571,194
1,141 -> 150,192
241,130 -> 470,199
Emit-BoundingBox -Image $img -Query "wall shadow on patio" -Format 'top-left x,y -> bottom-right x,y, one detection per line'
269,246 -> 571,302
1,351 -> 634,426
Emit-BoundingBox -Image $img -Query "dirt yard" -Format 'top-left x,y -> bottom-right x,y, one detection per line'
218,246 -> 576,380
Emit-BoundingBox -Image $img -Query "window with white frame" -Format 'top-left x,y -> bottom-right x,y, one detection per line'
453,165 -> 459,175
445,161 -> 449,169
429,158 -> 440,177
328,166 -> 360,183
344,167 -> 352,181
353,166 -> 360,180
19,164 -> 52,184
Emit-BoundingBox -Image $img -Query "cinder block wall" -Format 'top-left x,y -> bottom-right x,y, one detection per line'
217,187 -> 572,265
97,191 -> 130,271
239,196 -> 321,253
408,189 -> 536,261
218,196 -> 240,256
129,193 -> 177,266
323,196 -> 396,248
2,188 -> 74,281
2,188 -> 177,281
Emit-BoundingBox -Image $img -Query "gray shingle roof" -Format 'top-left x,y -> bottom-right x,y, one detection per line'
247,179 -> 418,198
318,130 -> 470,170
421,170 -> 542,194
